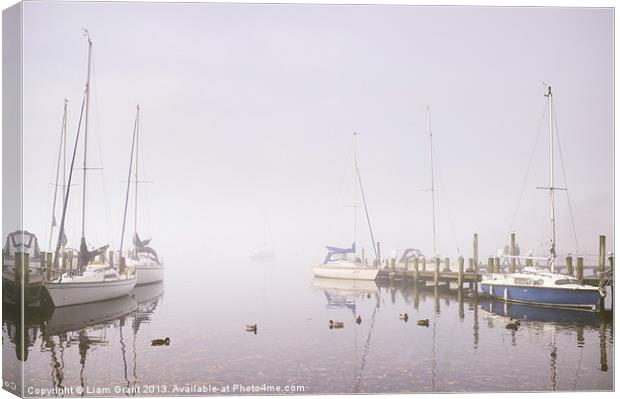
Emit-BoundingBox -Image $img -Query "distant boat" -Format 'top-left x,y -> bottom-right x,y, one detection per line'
120,105 -> 164,285
313,132 -> 379,281
480,86 -> 602,310
248,249 -> 275,260
45,30 -> 137,307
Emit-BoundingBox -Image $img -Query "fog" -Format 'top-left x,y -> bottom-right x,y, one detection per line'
18,2 -> 613,271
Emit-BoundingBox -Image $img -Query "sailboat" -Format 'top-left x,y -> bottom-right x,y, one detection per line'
480,86 -> 602,310
44,29 -> 137,307
121,106 -> 164,285
313,133 -> 379,281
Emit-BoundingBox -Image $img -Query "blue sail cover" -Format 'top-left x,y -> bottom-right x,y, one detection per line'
323,242 -> 356,264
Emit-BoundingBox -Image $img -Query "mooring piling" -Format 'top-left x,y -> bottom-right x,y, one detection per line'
576,256 -> 584,283
473,233 -> 479,270
457,256 -> 464,289
599,235 -> 606,281
510,231 -> 516,273
46,252 -> 53,281
566,256 -> 574,276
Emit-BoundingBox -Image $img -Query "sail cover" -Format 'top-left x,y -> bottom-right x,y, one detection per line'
133,233 -> 160,264
323,242 -> 356,264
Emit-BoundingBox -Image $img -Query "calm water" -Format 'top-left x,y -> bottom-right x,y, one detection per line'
3,255 -> 614,395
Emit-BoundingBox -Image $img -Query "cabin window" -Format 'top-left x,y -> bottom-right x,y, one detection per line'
514,277 -> 533,285
533,279 -> 544,286
555,279 -> 574,285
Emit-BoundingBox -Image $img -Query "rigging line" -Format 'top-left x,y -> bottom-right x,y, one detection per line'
120,107 -> 140,254
53,91 -> 87,271
90,51 -> 114,247
325,140 -> 353,241
356,166 -> 378,259
507,102 -> 548,236
552,110 -> 580,253
431,147 -> 459,255
49,100 -> 68,251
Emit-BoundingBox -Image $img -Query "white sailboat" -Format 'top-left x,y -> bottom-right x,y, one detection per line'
121,106 -> 164,285
313,132 -> 379,281
480,86 -> 602,309
45,29 -> 137,307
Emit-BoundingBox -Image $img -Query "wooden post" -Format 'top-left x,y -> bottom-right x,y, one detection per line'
576,256 -> 584,284
68,251 -> 74,272
46,252 -> 53,281
488,257 -> 494,273
434,257 -> 440,286
443,257 -> 450,272
23,253 -> 30,304
457,256 -> 464,289
565,256 -> 574,276
61,251 -> 68,273
468,258 -> 474,273
608,254 -> 614,273
390,258 -> 396,271
14,252 -> 23,302
510,231 -> 516,273
422,257 -> 427,272
361,247 -> 365,266
413,257 -> 419,283
495,257 -> 501,273
109,250 -> 114,268
598,235 -> 606,281
120,256 -> 126,275
473,233 -> 479,270
40,251 -> 46,272
376,242 -> 381,266
526,257 -> 533,267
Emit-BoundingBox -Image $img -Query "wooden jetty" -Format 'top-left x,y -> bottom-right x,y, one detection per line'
375,233 -> 614,309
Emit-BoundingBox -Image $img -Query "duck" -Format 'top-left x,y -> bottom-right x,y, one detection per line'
399,313 -> 409,322
356,316 -> 362,325
329,320 -> 344,329
246,324 -> 258,333
505,319 -> 520,330
151,337 -> 170,346
416,319 -> 430,327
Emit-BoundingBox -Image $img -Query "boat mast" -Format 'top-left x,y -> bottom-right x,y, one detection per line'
48,99 -> 68,250
120,106 -> 139,256
353,132 -> 358,251
79,28 -> 93,266
427,106 -> 437,257
134,106 -> 140,254
545,86 -> 557,270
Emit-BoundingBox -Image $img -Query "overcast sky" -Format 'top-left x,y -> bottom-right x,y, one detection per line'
16,2 -> 613,266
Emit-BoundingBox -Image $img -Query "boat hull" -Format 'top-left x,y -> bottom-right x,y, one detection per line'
313,265 -> 378,280
480,283 -> 601,309
44,277 -> 137,307
135,264 -> 165,285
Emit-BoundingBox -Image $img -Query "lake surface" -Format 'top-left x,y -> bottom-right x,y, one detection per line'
2,255 -> 614,395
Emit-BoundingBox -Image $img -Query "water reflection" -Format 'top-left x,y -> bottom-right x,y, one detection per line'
2,283 -> 165,395
311,278 -> 380,393
2,273 -> 612,394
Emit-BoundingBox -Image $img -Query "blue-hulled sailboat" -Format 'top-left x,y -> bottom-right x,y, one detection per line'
480,86 -> 604,310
